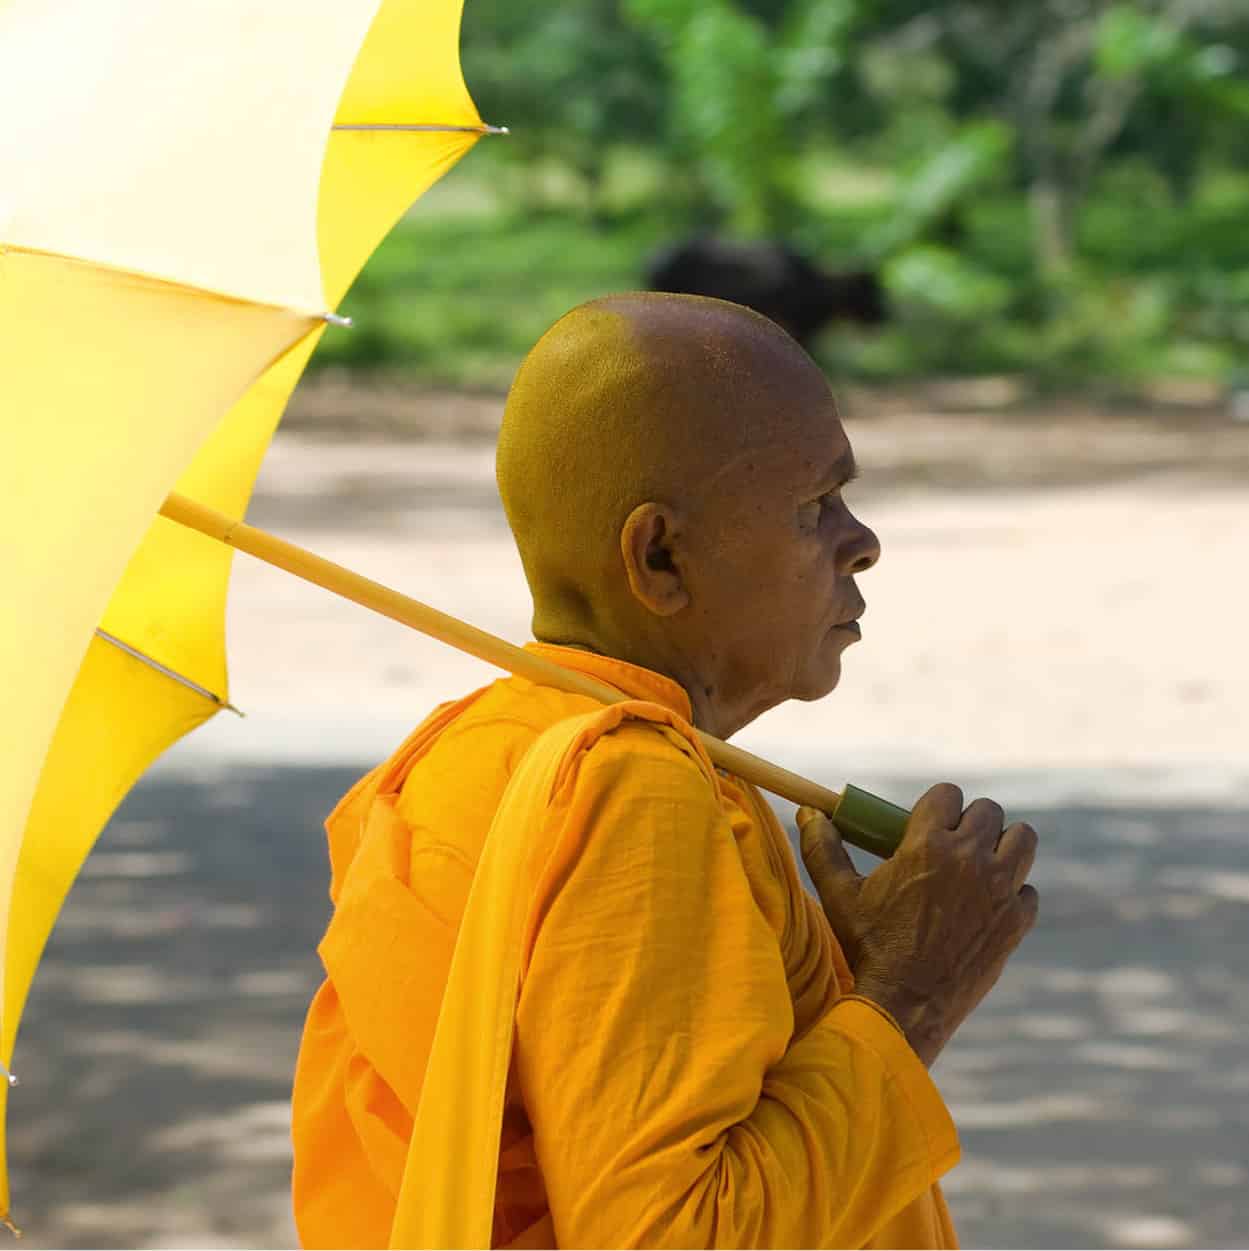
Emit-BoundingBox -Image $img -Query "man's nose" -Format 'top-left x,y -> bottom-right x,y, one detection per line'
842,518 -> 881,575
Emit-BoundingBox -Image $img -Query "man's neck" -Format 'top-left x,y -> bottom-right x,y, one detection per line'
535,630 -> 763,741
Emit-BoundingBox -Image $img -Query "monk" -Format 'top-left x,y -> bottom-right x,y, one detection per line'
290,292 -> 1040,1248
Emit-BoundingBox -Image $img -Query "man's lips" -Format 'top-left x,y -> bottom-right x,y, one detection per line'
834,603 -> 866,637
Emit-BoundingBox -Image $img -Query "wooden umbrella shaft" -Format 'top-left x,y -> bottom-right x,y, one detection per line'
158,491 -> 846,817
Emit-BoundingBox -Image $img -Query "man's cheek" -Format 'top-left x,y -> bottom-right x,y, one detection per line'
790,548 -> 832,595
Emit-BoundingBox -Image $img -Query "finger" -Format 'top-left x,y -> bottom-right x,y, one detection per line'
907,782 -> 964,836
959,797 -> 1005,844
797,808 -> 860,901
996,821 -> 1039,891
798,808 -> 857,874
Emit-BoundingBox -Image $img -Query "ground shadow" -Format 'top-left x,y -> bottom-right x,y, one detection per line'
9,767 -> 1248,1248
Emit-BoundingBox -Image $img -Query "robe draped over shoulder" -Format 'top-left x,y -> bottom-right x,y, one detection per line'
291,642 -> 960,1248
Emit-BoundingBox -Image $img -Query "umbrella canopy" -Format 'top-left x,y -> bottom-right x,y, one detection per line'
0,0 -> 487,1219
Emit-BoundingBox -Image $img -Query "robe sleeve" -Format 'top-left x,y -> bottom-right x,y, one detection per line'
514,725 -> 959,1250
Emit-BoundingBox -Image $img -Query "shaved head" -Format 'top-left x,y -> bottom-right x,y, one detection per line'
499,293 -> 820,621
496,291 -> 880,739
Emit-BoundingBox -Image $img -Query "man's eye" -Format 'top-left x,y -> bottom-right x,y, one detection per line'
821,474 -> 859,508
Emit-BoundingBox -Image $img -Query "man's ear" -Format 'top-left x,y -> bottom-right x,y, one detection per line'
620,502 -> 690,617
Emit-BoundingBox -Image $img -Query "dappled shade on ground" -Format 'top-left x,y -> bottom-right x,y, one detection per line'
7,766 -> 1248,1248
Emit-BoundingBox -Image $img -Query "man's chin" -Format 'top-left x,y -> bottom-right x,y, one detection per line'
793,656 -> 842,703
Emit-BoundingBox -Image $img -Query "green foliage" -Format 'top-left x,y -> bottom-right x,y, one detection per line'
318,194 -> 667,387
623,0 -> 795,232
867,121 -> 1014,257
884,245 -> 1013,322
460,1 -> 665,215
773,0 -> 859,121
321,0 -> 1249,390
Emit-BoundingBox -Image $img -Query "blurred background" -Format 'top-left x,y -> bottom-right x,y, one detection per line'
320,0 -> 1249,403
11,2 -> 1249,1249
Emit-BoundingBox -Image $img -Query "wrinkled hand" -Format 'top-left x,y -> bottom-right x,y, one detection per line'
797,783 -> 1040,1066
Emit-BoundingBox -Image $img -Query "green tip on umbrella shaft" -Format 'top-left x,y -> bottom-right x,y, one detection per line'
832,784 -> 911,859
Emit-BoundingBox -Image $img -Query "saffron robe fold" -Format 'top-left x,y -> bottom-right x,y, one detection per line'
291,643 -> 961,1248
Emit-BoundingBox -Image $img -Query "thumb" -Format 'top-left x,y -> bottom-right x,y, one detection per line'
797,806 -> 863,914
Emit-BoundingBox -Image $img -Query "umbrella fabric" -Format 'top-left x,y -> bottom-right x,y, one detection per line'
0,0 -> 468,1218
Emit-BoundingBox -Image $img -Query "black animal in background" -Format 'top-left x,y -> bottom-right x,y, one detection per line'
646,236 -> 887,347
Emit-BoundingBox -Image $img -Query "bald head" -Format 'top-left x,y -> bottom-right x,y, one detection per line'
498,292 -> 825,627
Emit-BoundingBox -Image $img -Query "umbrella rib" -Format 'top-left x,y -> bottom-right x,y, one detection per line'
93,629 -> 244,716
332,122 -> 509,134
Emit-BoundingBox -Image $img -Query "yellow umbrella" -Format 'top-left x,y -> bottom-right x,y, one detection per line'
0,0 -> 493,1222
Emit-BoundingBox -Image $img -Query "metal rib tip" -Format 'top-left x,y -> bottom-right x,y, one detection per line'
331,122 -> 510,136
0,1059 -> 17,1087
94,629 -> 244,716
324,311 -> 353,328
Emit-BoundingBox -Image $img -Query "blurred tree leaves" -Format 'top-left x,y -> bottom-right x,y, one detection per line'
359,0 -> 1249,386
462,0 -> 1249,246
884,244 -> 1013,321
868,121 -> 1013,257
622,0 -> 796,233
461,0 -> 666,216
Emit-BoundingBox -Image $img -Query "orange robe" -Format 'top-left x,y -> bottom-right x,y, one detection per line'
292,642 -> 961,1248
